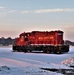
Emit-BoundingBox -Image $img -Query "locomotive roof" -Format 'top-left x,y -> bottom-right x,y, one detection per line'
19,30 -> 63,36
32,30 -> 63,33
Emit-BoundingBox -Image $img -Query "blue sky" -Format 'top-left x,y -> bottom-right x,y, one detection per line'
0,0 -> 74,41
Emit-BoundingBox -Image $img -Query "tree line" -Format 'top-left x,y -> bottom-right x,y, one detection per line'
65,40 -> 74,46
0,37 -> 15,46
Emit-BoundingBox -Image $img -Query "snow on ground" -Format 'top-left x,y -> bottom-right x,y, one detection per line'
0,66 -> 64,75
0,46 -> 74,75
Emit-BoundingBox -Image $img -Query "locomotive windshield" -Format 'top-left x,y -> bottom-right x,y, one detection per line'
24,33 -> 29,41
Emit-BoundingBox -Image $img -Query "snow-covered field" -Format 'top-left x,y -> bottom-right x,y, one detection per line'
0,46 -> 74,75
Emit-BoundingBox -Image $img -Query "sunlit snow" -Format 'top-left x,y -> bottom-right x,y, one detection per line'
0,46 -> 74,75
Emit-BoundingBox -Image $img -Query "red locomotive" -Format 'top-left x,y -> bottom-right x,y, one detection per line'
12,30 -> 69,54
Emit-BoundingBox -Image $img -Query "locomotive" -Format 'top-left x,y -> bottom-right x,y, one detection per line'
12,30 -> 69,54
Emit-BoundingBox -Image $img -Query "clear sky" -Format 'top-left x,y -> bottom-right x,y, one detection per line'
0,0 -> 74,41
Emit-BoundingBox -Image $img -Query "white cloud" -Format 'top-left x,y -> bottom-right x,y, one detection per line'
21,11 -> 30,14
0,6 -> 6,9
37,8 -> 74,13
0,6 -> 17,16
8,10 -> 17,13
0,10 -> 17,16
0,12 -> 7,16
21,10 -> 33,14
21,8 -> 74,14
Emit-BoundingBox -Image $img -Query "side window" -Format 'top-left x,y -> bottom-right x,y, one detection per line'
24,35 -> 28,41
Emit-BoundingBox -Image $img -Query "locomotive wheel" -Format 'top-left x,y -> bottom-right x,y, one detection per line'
56,51 -> 61,54
43,47 -> 50,54
27,50 -> 31,52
